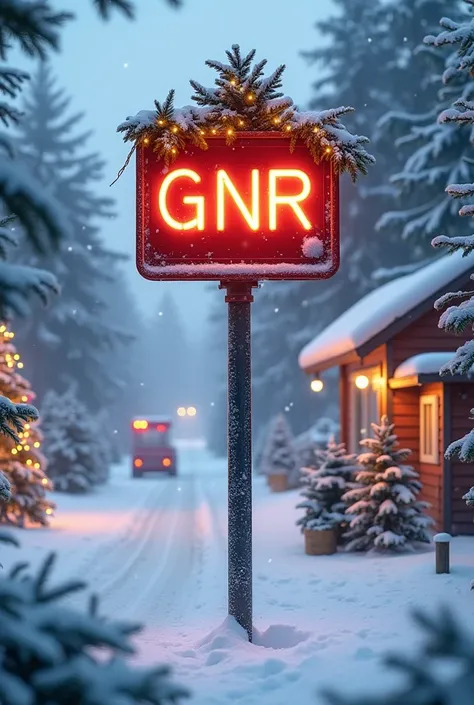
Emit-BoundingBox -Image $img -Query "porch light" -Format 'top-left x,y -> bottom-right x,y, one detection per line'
310,376 -> 324,393
355,374 -> 369,390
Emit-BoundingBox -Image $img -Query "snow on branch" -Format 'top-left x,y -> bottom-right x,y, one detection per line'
115,45 -> 374,183
0,261 -> 59,318
0,159 -> 72,252
0,395 -> 38,444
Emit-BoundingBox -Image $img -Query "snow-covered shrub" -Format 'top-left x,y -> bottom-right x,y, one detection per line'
260,414 -> 300,488
296,439 -> 358,537
323,606 -> 474,705
0,532 -> 189,705
41,388 -> 110,493
343,416 -> 433,552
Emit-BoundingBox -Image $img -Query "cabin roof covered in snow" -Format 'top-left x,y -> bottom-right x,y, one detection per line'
393,353 -> 456,379
299,252 -> 474,372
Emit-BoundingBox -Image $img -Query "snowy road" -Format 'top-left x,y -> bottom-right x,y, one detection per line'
1,447 -> 229,630
3,446 -> 474,704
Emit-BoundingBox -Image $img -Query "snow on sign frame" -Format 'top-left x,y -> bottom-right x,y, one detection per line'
136,132 -> 339,281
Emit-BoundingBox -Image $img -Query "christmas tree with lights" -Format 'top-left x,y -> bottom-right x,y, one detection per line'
0,324 -> 54,527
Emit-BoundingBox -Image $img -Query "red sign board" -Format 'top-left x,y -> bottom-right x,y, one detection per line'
136,133 -> 339,281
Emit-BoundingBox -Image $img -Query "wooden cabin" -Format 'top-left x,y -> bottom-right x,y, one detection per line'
299,253 -> 474,535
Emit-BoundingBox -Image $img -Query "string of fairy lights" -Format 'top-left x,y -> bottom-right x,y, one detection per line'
0,324 -> 52,513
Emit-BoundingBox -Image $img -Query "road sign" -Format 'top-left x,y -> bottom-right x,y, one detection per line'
135,132 -> 340,642
136,133 -> 339,281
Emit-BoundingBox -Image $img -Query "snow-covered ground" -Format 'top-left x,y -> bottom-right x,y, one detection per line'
2,446 -> 474,704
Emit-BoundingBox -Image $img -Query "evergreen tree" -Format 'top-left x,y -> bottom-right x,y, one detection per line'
296,439 -> 358,538
377,0 -> 468,269
0,1 -> 181,318
0,324 -> 54,527
0,533 -> 189,705
41,387 -> 108,493
13,62 -> 125,412
425,2 -> 474,465
323,607 -> 474,705
252,0 -> 424,437
343,416 -> 433,552
260,414 -> 298,485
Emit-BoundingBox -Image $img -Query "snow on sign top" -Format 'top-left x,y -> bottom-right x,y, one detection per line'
299,251 -> 474,371
115,45 -> 374,281
136,135 -> 340,281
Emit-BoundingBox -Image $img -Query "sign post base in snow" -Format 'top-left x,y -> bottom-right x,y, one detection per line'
220,281 -> 258,641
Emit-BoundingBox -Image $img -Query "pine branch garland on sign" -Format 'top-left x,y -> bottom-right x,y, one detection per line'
115,44 -> 375,179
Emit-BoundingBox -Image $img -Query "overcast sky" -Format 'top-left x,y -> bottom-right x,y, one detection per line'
43,0 -> 334,336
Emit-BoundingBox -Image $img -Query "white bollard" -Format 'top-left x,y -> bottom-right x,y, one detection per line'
434,533 -> 451,574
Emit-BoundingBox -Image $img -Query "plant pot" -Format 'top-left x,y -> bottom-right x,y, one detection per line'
268,473 -> 288,492
304,528 -> 337,556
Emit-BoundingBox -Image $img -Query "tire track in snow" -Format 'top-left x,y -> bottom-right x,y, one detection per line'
76,478 -> 173,594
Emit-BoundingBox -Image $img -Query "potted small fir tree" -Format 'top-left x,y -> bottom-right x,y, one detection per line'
296,439 -> 358,555
260,414 -> 297,492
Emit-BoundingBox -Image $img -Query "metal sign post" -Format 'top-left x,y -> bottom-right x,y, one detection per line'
220,281 -> 258,641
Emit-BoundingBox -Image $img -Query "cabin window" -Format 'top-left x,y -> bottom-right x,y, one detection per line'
349,367 -> 382,452
419,395 -> 439,464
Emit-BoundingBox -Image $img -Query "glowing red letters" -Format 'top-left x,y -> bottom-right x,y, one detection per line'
157,168 -> 313,232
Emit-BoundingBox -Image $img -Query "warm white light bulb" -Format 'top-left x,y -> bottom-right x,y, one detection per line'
311,379 -> 324,393
355,374 -> 370,390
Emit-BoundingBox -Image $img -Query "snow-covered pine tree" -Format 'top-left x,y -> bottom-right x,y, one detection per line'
296,439 -> 358,538
41,387 -> 109,493
376,0 -> 468,273
0,538 -> 189,705
0,1 -> 178,319
0,324 -> 54,527
422,2 -> 474,470
343,416 -> 433,552
251,0 -> 405,437
322,607 -> 474,705
13,62 -> 127,413
260,414 -> 299,487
